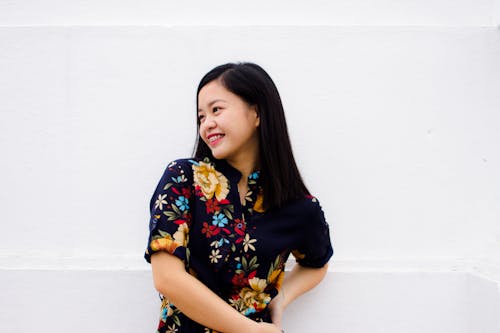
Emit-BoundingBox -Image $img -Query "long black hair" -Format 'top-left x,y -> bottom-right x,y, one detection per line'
193,62 -> 310,210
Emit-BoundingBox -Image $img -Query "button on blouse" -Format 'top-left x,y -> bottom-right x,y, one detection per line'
144,157 -> 334,333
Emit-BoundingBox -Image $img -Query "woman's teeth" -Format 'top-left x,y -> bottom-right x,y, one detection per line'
209,134 -> 224,143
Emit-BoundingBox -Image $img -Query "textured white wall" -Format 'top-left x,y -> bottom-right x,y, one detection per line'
1,25 -> 499,271
1,1 -> 499,332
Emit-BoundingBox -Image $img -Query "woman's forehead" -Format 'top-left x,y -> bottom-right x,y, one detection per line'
198,82 -> 238,108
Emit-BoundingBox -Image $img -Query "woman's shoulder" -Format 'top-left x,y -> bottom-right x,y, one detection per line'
277,193 -> 324,215
157,158 -> 198,185
295,193 -> 322,206
160,156 -> 224,182
166,156 -> 219,167
163,157 -> 208,172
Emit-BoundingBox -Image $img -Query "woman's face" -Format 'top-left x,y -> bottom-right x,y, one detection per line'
197,80 -> 260,163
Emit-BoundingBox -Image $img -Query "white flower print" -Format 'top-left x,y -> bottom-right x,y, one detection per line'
209,249 -> 222,263
155,194 -> 168,210
243,234 -> 257,252
166,323 -> 178,333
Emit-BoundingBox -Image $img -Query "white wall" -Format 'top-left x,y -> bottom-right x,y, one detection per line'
1,25 -> 499,274
1,1 -> 499,332
0,0 -> 498,26
1,270 -> 498,333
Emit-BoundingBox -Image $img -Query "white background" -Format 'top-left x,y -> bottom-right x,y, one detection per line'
1,1 -> 499,332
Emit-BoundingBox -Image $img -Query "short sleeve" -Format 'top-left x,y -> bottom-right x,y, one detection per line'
144,159 -> 193,264
292,197 -> 334,268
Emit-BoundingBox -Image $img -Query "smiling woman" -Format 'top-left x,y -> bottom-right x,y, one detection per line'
144,62 -> 334,333
197,79 -> 261,192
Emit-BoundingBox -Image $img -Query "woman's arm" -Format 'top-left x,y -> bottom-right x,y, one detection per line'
151,251 -> 281,333
268,262 -> 329,329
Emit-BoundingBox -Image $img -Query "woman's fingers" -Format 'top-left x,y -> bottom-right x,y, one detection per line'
268,291 -> 285,328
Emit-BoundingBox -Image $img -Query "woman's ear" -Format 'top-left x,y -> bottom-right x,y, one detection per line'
253,105 -> 260,127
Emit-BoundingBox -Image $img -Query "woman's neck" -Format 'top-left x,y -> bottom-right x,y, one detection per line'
226,154 -> 259,181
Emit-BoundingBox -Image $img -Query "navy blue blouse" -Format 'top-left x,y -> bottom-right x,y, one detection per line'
144,157 -> 333,332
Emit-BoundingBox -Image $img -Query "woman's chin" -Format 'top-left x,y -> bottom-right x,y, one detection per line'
210,149 -> 227,160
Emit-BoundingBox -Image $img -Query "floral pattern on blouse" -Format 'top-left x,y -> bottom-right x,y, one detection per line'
145,157 -> 333,333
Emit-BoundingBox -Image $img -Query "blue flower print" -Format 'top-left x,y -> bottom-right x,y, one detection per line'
244,308 -> 256,316
212,213 -> 228,227
160,307 -> 168,321
218,238 -> 229,247
248,171 -> 260,180
175,196 -> 189,211
171,175 -> 186,183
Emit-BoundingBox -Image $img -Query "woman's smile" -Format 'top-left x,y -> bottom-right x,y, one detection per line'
207,133 -> 225,146
198,80 -> 260,163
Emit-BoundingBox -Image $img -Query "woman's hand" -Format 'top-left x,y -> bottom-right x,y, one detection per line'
254,322 -> 282,333
268,290 -> 285,330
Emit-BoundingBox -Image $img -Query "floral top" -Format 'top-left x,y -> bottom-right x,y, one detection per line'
144,157 -> 333,333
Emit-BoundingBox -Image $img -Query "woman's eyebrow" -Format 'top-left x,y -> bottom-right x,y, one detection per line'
198,99 -> 227,112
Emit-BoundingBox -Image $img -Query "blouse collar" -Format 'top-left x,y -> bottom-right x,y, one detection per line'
214,158 -> 261,184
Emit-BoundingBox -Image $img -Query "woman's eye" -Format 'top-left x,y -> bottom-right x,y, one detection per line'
213,107 -> 220,112
198,114 -> 205,121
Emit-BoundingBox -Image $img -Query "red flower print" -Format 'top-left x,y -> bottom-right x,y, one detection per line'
201,222 -> 220,238
248,270 -> 257,280
174,219 -> 186,225
184,212 -> 192,224
232,272 -> 248,287
233,218 -> 246,236
195,185 -> 204,197
205,198 -> 220,214
182,187 -> 192,199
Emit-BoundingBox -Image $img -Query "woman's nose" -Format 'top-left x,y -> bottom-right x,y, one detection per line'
205,116 -> 217,128
202,117 -> 216,130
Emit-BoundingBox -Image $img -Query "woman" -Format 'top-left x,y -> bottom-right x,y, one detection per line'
144,62 -> 333,333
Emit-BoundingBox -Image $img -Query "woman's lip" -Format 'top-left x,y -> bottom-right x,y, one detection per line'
207,133 -> 224,139
208,135 -> 224,146
207,133 -> 225,146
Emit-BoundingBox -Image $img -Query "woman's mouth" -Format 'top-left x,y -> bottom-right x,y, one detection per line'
207,134 -> 225,146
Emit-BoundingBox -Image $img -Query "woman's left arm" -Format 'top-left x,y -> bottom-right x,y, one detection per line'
268,262 -> 329,328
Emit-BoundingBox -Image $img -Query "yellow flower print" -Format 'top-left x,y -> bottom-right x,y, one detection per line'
291,249 -> 305,260
252,189 -> 265,213
150,223 -> 189,254
172,223 -> 189,246
192,161 -> 230,201
268,268 -> 281,284
249,277 -> 267,292
238,277 -> 271,314
150,236 -> 178,253
268,269 -> 285,290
